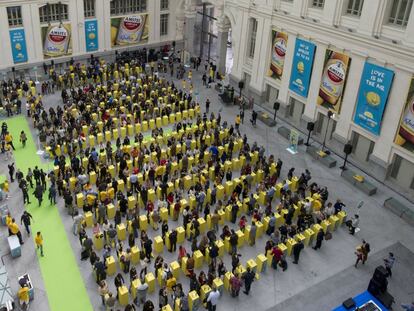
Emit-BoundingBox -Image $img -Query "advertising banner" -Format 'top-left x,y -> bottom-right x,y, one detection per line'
111,14 -> 149,47
317,50 -> 351,113
353,63 -> 394,135
289,38 -> 316,98
268,30 -> 288,80
41,23 -> 72,59
9,28 -> 28,63
395,77 -> 414,152
85,19 -> 98,52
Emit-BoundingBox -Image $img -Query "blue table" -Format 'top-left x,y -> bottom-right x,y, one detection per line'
8,235 -> 21,258
332,291 -> 388,311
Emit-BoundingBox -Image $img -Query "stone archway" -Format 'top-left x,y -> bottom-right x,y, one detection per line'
215,14 -> 233,75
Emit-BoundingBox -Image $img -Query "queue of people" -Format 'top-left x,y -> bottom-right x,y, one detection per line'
0,49 -> 358,311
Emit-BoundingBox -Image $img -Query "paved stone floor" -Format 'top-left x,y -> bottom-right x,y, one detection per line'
0,63 -> 413,311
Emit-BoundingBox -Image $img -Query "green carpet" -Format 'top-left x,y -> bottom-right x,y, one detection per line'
7,116 -> 93,311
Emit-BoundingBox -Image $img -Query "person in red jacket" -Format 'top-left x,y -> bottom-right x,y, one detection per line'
230,273 -> 242,297
271,246 -> 283,270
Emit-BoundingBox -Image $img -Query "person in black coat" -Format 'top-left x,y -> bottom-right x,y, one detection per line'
33,184 -> 44,206
242,267 -> 255,295
313,229 -> 325,250
94,258 -> 107,283
169,230 -> 177,252
292,240 -> 304,264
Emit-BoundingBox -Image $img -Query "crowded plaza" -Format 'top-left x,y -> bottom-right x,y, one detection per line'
0,1 -> 413,311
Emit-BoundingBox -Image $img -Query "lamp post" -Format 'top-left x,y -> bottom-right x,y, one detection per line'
322,110 -> 334,151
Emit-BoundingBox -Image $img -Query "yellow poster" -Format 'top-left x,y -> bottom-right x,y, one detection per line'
395,77 -> 414,152
268,30 -> 288,80
317,49 -> 351,114
41,23 -> 72,59
111,14 -> 149,47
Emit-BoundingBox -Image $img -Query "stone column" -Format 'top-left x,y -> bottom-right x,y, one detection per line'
277,32 -> 297,105
184,11 -> 196,57
216,20 -> 230,75
404,7 -> 414,47
358,0 -> 387,37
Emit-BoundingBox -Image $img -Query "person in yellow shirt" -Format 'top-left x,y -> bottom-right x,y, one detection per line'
5,213 -> 12,236
17,283 -> 30,308
235,115 -> 241,131
5,132 -> 15,150
35,231 -> 44,257
8,218 -> 23,245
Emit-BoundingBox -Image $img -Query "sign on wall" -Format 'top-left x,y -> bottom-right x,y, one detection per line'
353,63 -> 394,135
395,77 -> 414,153
317,49 -> 351,114
268,30 -> 288,80
85,19 -> 98,52
9,28 -> 28,64
41,23 -> 73,59
111,14 -> 149,47
289,38 -> 316,98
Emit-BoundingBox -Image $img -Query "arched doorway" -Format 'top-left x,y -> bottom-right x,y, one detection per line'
189,2 -> 233,76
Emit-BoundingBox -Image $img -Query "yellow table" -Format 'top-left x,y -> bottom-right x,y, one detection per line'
117,179 -> 125,192
107,203 -> 115,219
131,279 -> 141,299
198,217 -> 206,234
193,250 -> 203,269
218,209 -> 225,226
321,219 -> 331,234
131,246 -> 140,264
170,261 -> 180,279
224,272 -> 234,291
85,211 -> 93,228
256,253 -> 267,273
118,285 -> 129,306
337,211 -> 347,226
145,272 -> 156,293
216,185 -> 224,200
93,234 -> 104,251
76,193 -> 84,208
200,285 -> 211,305
256,221 -> 264,238
148,189 -> 155,203
225,181 -> 233,196
278,243 -> 288,255
212,278 -> 223,295
117,223 -> 126,241
246,259 -> 257,273
139,215 -> 148,231
329,215 -> 339,231
181,257 -> 187,274
236,230 -> 244,248
177,226 -> 185,244
286,238 -> 297,256
215,240 -> 224,257
128,196 -> 136,209
154,235 -> 164,253
106,256 -> 116,276
304,228 -> 315,247
188,290 -> 199,311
